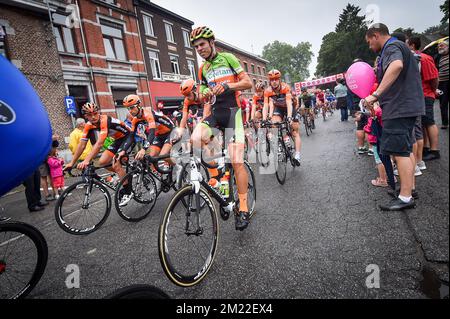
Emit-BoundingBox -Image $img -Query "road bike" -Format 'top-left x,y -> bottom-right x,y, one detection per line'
158,142 -> 256,287
0,214 -> 48,299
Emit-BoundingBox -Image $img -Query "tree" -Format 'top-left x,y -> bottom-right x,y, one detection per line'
316,4 -> 376,77
441,0 -> 449,25
262,41 -> 313,83
335,3 -> 366,33
392,27 -> 419,38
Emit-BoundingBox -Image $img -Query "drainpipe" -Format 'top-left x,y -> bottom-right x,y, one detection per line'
75,0 -> 98,105
134,2 -> 153,109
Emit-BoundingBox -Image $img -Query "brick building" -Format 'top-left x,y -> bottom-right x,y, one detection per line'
53,0 -> 151,122
0,0 -> 72,147
215,39 -> 269,99
135,0 -> 198,114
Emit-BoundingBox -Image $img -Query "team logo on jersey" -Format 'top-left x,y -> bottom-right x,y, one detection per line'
0,100 -> 16,125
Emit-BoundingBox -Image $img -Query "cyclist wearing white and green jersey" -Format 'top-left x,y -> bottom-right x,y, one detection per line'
190,26 -> 253,231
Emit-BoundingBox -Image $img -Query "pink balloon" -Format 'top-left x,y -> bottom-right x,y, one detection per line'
345,62 -> 376,98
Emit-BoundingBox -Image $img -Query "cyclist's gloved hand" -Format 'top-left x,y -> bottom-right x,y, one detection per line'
77,160 -> 90,171
212,83 -> 230,96
135,149 -> 146,161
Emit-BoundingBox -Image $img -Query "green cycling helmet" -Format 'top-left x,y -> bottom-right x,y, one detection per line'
190,26 -> 215,44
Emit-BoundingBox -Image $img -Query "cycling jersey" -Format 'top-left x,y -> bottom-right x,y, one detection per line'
81,115 -> 130,145
264,83 -> 292,108
199,52 -> 244,109
183,94 -> 203,115
316,92 -> 325,103
252,94 -> 264,112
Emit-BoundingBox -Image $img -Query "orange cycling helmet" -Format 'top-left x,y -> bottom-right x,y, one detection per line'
190,26 -> 215,44
180,79 -> 196,96
81,102 -> 99,114
268,69 -> 282,80
123,94 -> 141,108
255,81 -> 266,91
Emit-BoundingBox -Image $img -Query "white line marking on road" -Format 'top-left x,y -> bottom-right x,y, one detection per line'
87,248 -> 97,255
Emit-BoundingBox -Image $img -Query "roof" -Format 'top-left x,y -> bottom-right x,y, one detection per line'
135,0 -> 194,26
215,39 -> 269,64
0,0 -> 55,15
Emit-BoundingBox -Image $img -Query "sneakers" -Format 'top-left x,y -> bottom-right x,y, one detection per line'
119,192 -> 134,207
388,189 -> 419,200
417,161 -> 427,171
367,149 -> 374,156
379,198 -> 416,211
423,150 -> 441,161
414,165 -> 423,177
358,147 -> 368,154
235,211 -> 250,231
46,194 -> 56,201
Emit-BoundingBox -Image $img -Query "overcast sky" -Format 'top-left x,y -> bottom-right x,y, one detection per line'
153,0 -> 445,79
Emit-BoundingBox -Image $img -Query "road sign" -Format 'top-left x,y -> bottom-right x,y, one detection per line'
64,96 -> 76,115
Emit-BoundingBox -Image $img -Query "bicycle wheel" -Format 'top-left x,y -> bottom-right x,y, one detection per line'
55,180 -> 111,235
231,161 -> 257,219
0,221 -> 48,299
303,115 -> 310,136
276,139 -> 287,185
158,185 -> 218,287
114,169 -> 158,222
105,284 -> 171,299
257,129 -> 271,167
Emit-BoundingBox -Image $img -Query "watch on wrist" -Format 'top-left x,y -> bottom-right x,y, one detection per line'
372,91 -> 380,99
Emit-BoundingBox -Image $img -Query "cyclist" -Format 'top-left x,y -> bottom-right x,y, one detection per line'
263,69 -> 302,164
325,89 -> 336,113
123,95 -> 175,161
65,102 -> 132,193
190,26 -> 253,231
177,78 -> 204,134
250,81 -> 265,128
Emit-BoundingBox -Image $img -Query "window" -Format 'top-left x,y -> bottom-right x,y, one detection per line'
253,79 -> 257,89
263,67 -> 266,74
52,13 -> 76,54
101,19 -> 126,60
165,23 -> 175,43
143,15 -> 154,37
112,88 -> 136,121
187,59 -> 196,81
257,66 -> 261,75
251,64 -> 255,74
148,50 -> 162,79
0,26 -> 7,58
243,62 -> 248,73
170,55 -> 180,75
183,30 -> 191,48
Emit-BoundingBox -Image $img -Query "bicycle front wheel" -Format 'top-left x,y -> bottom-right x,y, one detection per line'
158,185 -> 219,287
55,180 -> 111,235
0,221 -> 48,299
114,169 -> 158,222
276,140 -> 287,185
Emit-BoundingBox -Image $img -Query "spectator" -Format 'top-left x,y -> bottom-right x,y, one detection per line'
334,78 -> 348,122
47,147 -> 65,199
407,36 -> 440,164
364,23 -> 425,211
69,118 -> 92,161
436,39 -> 449,129
23,168 -> 47,212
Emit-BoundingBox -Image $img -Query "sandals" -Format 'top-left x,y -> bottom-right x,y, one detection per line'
371,178 -> 388,188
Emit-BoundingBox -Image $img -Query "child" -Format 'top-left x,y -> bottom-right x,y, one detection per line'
47,148 -> 65,198
364,105 -> 389,187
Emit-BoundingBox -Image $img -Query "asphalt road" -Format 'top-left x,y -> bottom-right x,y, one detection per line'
1,106 -> 448,299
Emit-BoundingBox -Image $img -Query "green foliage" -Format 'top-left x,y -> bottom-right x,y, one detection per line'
441,0 -> 449,25
262,41 -> 314,83
316,4 -> 376,77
